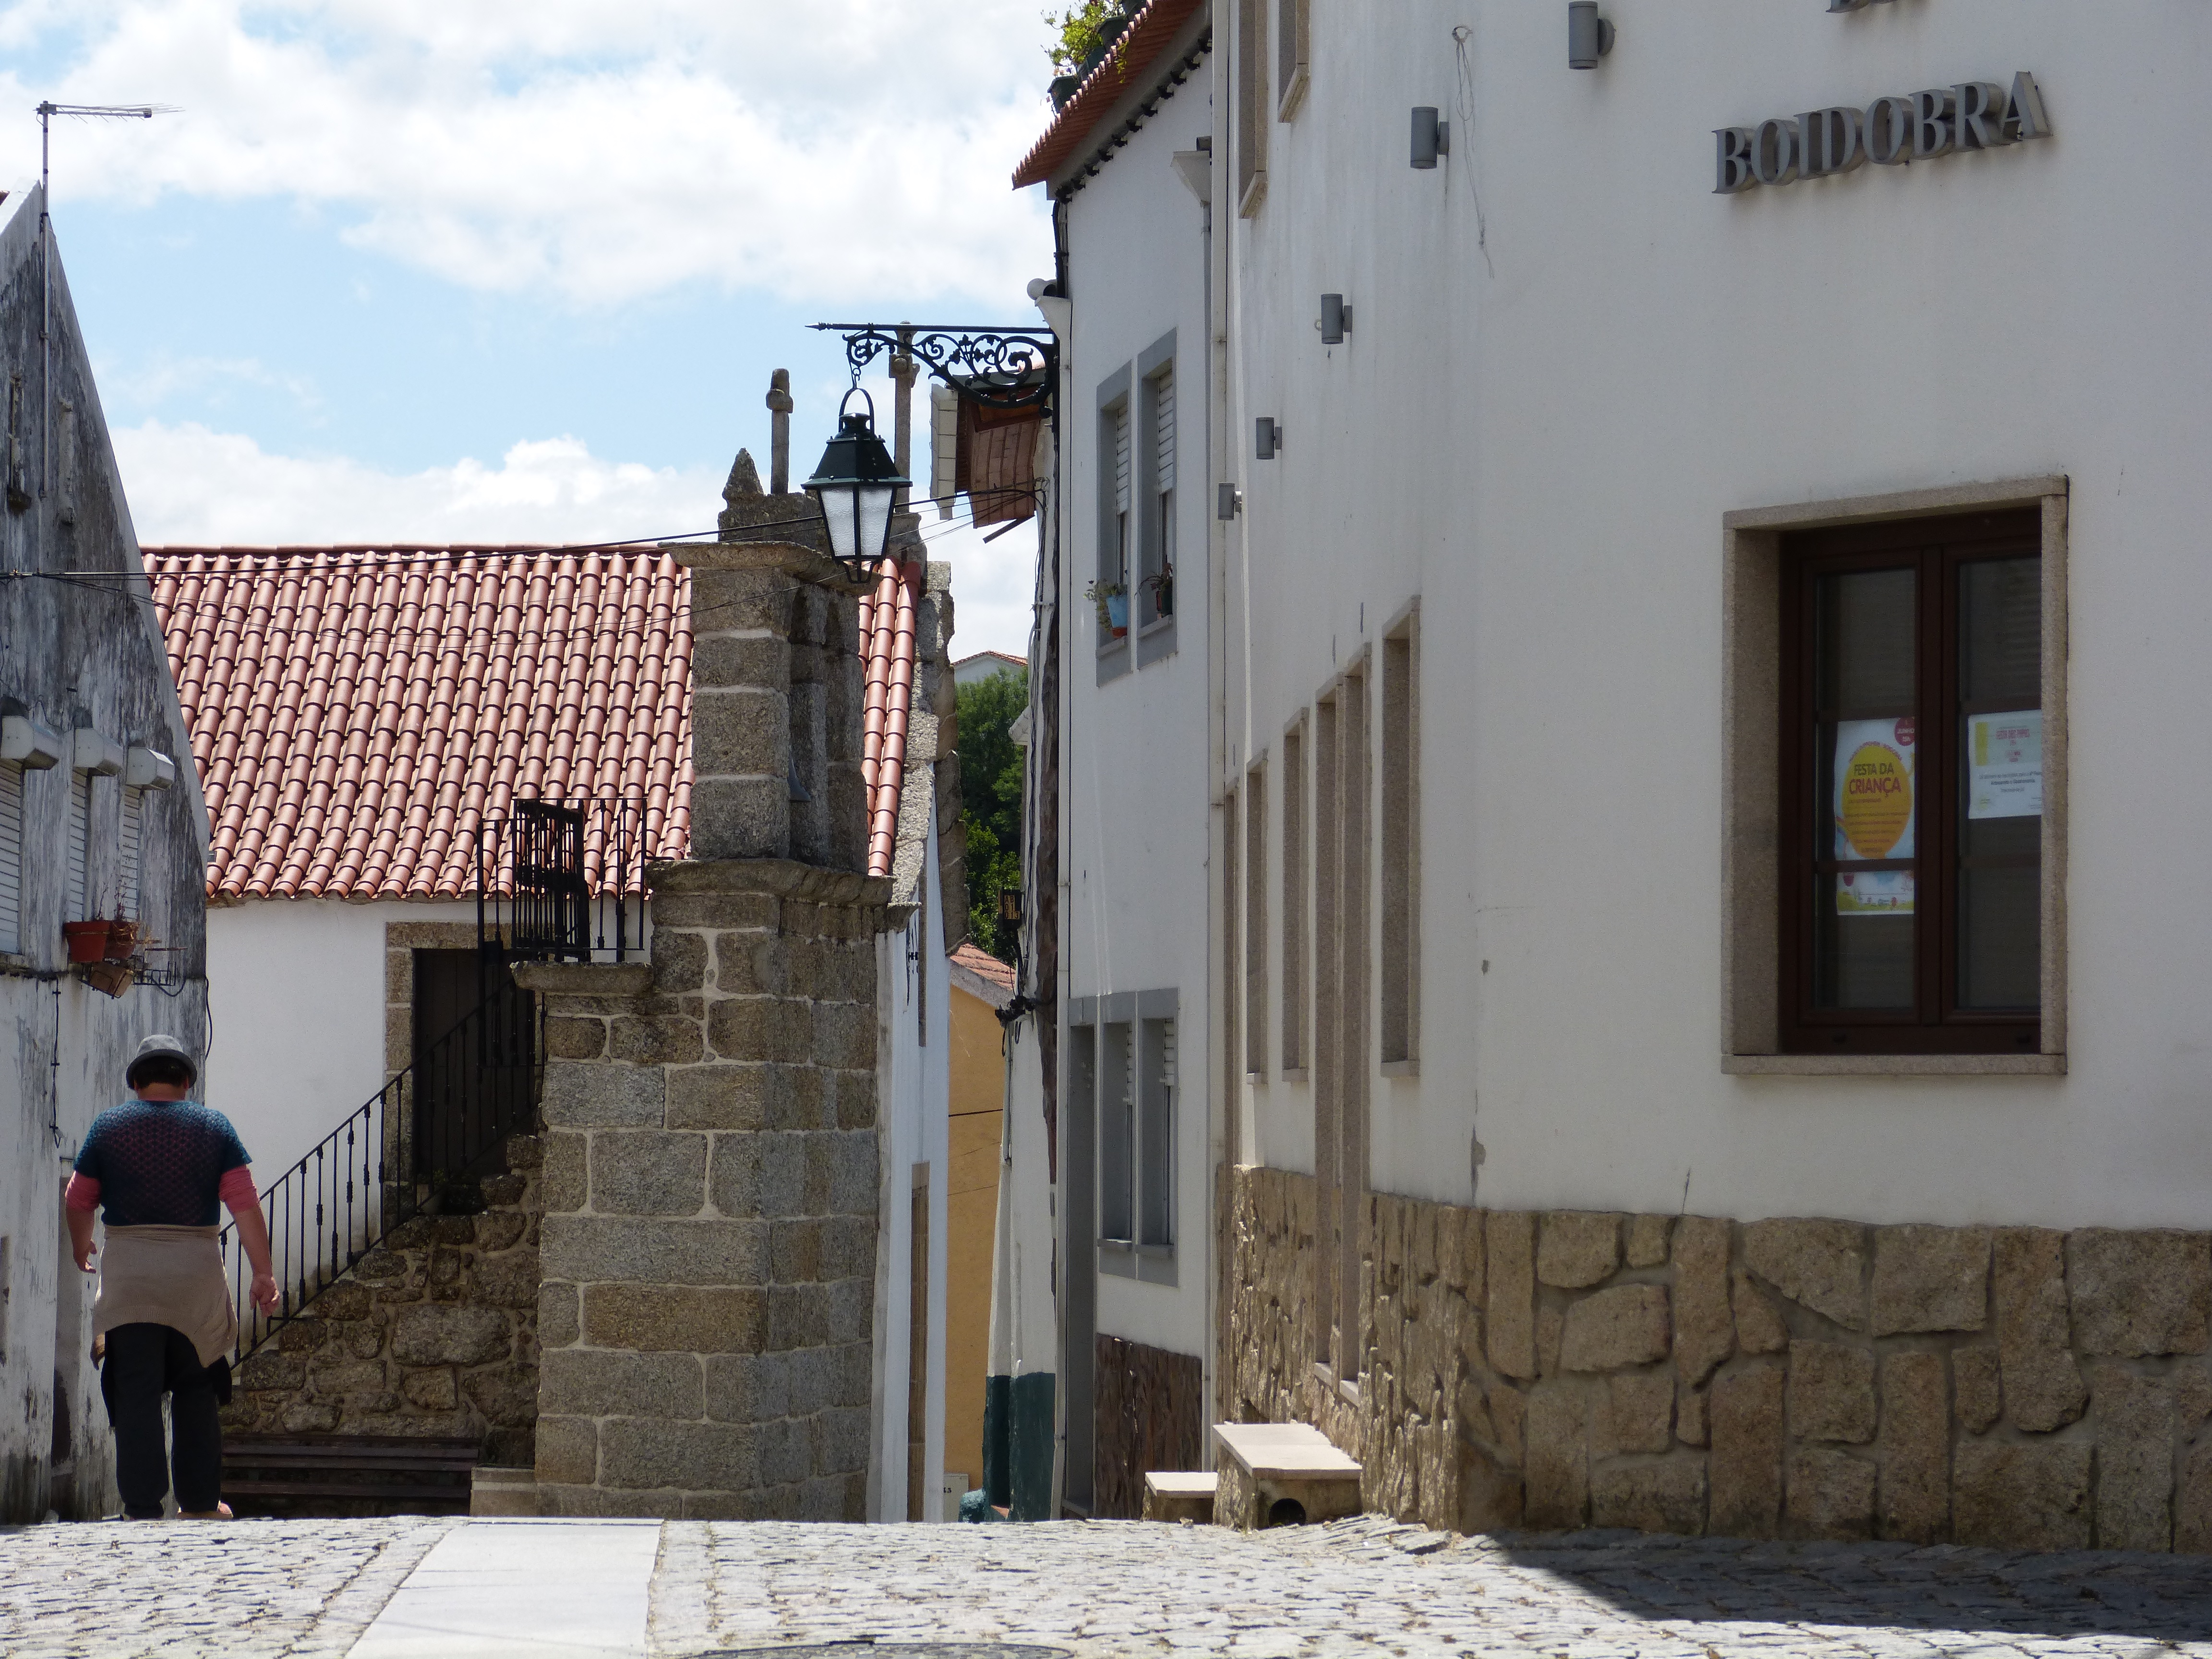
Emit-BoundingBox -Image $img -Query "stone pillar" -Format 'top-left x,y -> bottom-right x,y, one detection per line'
524,515 -> 889,1521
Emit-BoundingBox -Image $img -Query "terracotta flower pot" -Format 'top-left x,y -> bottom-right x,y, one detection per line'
84,961 -> 135,999
63,922 -> 110,964
104,920 -> 142,961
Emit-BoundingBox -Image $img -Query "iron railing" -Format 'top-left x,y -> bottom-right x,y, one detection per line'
475,796 -> 651,964
216,986 -> 542,1364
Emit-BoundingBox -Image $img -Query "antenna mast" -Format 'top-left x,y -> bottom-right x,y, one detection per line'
34,101 -> 170,499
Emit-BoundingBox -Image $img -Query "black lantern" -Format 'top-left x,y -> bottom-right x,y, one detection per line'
804,388 -> 909,575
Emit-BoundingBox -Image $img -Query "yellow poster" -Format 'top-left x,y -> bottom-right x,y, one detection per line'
1833,717 -> 1915,861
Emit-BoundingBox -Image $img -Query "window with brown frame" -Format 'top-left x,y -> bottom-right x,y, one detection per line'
1779,509 -> 2042,1054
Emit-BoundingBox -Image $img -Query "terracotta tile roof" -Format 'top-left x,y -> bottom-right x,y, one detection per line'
148,543 -> 927,902
146,546 -> 695,901
1012,0 -> 1206,191
951,941 -> 1018,996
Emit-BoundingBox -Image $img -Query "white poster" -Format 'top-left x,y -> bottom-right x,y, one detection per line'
1833,716 -> 1916,862
1968,710 -> 2042,819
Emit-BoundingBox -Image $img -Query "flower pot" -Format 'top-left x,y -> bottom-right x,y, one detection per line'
1106,594 -> 1129,633
84,961 -> 135,999
63,922 -> 110,964
105,920 -> 142,961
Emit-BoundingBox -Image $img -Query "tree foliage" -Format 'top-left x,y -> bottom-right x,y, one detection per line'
1043,1 -> 1131,78
959,667 -> 1030,962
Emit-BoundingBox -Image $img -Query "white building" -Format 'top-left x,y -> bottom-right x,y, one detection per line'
1012,0 -> 2212,1549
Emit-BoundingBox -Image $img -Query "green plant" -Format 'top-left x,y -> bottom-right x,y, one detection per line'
1084,579 -> 1126,628
958,666 -> 1031,962
1044,0 -> 1130,78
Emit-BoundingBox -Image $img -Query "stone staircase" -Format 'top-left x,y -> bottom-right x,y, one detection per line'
220,1135 -> 545,1486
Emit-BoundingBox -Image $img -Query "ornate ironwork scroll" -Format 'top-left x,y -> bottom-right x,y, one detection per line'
810,324 -> 1058,414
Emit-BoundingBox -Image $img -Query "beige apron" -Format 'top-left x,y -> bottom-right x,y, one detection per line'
92,1225 -> 238,1369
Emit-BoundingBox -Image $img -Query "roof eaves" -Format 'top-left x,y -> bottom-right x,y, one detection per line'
1011,0 -> 1209,192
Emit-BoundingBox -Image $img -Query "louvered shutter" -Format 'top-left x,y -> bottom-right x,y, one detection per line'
1113,405 -> 1132,515
1154,372 -> 1176,494
120,785 -> 144,918
67,771 -> 88,918
0,762 -> 22,954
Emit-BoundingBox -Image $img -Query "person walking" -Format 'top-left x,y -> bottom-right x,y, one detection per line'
64,1035 -> 280,1520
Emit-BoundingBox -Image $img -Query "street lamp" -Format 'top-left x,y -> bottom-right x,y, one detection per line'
804,387 -> 909,577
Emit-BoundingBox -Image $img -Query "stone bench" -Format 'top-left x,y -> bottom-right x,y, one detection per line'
1142,1470 -> 1217,1524
1212,1422 -> 1363,1530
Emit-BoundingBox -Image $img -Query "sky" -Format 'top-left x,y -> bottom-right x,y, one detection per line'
0,0 -> 1060,656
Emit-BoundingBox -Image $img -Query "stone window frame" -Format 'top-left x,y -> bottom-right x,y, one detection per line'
384,918 -> 496,1174
1070,988 -> 1180,1286
1722,476 -> 2069,1075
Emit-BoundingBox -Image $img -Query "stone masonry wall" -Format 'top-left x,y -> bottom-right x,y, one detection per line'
1228,1165 -> 2212,1551
525,857 -> 887,1520
222,1140 -> 543,1467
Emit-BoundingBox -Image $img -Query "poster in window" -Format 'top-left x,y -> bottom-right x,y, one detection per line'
1833,717 -> 1916,861
1836,869 -> 1914,915
1968,710 -> 2042,819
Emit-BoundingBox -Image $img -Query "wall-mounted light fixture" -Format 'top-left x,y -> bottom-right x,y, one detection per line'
1319,294 -> 1351,345
1217,483 -> 1243,520
1255,418 -> 1279,460
1410,107 -> 1450,168
1568,2 -> 1615,69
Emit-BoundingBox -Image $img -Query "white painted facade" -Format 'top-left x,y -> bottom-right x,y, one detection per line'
868,803 -> 953,1524
1192,0 -> 2212,1231
1044,8 -> 1220,1512
204,898 -> 476,1188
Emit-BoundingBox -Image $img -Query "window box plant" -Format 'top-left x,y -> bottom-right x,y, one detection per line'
1085,580 -> 1129,638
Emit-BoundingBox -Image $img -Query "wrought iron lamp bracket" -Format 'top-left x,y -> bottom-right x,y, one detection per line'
810,323 -> 1058,415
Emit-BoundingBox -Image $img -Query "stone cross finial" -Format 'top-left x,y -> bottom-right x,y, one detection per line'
767,368 -> 793,495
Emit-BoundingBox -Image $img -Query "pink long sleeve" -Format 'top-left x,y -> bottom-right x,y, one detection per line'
64,1174 -> 99,1213
219,1166 -> 259,1214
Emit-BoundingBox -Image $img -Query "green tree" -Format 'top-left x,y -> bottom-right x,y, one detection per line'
959,667 -> 1030,962
1043,1 -> 1131,78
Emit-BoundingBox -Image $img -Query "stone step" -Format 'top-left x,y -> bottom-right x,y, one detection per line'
471,1464 -> 540,1517
1212,1422 -> 1363,1531
1142,1470 -> 1217,1524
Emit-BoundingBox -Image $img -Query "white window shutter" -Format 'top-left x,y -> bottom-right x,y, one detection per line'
120,784 -> 144,918
0,761 -> 22,954
1113,405 -> 1132,515
1155,373 -> 1176,494
67,770 -> 88,918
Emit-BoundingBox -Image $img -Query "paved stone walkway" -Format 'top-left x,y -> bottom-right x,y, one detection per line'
5,1514 -> 2212,1657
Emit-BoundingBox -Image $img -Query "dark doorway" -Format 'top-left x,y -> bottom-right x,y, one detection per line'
409,949 -> 536,1186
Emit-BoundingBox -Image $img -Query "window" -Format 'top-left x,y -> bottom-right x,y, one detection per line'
1144,365 -> 1176,628
119,784 -> 144,920
1275,0 -> 1309,120
1236,0 -> 1268,214
1312,661 -> 1370,1379
1381,612 -> 1420,1068
1072,989 -> 1181,1282
1112,402 -> 1132,591
1779,509 -> 2042,1054
1281,719 -> 1307,1073
1244,758 -> 1267,1078
66,769 -> 89,919
0,760 -> 22,954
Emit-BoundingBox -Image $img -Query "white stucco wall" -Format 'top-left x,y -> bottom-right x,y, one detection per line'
868,803 -> 952,1523
1060,71 -> 1218,1364
1215,0 -> 2212,1230
204,897 -> 478,1188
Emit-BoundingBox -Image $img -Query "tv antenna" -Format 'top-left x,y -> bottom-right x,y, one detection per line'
34,101 -> 174,495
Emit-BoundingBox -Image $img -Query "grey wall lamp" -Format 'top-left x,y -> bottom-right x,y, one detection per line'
1217,483 -> 1243,520
1255,418 -> 1279,460
1411,107 -> 1450,168
1319,294 -> 1351,345
1568,2 -> 1615,68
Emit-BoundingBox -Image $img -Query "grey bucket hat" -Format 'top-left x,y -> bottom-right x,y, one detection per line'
125,1034 -> 199,1090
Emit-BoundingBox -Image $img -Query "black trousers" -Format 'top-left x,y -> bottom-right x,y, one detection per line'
99,1323 -> 224,1518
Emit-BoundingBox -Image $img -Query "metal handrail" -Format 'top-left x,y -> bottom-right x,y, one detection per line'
475,796 -> 652,964
216,988 -> 542,1366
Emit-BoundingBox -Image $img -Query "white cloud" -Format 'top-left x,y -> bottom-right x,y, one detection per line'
0,0 -> 1058,308
114,417 -> 1039,656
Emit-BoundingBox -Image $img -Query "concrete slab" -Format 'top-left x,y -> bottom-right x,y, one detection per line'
348,1518 -> 661,1659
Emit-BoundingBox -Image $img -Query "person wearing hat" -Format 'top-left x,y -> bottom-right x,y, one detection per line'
64,1034 -> 279,1520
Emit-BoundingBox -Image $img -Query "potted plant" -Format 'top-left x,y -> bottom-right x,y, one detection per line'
104,917 -> 142,962
1085,580 -> 1129,639
1145,562 -> 1174,620
63,921 -> 110,963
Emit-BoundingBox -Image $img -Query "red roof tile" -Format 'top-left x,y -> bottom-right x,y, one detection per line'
149,543 -> 926,902
148,546 -> 693,901
951,941 -> 1018,996
1011,0 -> 1206,191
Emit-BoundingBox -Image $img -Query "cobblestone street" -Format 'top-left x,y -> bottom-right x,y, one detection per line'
5,1515 -> 2212,1658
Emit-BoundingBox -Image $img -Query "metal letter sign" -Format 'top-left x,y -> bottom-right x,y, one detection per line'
1716,72 -> 2049,193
